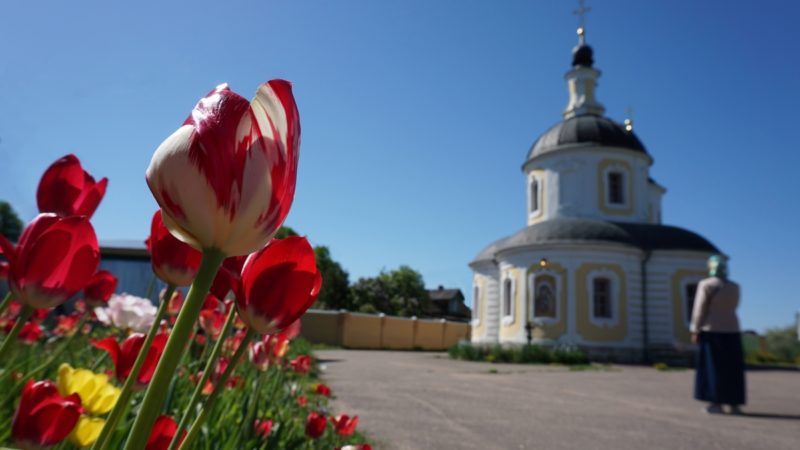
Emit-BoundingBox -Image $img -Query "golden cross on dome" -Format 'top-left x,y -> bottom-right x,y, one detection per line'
573,0 -> 591,43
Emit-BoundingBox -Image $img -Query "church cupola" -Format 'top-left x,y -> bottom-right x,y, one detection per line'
563,16 -> 605,119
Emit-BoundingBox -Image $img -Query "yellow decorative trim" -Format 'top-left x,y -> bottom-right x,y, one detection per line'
597,159 -> 634,216
575,263 -> 628,341
526,261 -> 567,340
528,169 -> 546,226
671,270 -> 707,345
499,268 -> 523,338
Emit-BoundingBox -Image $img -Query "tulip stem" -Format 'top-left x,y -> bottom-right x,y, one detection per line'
0,304 -> 33,364
93,284 -> 174,450
0,292 -> 12,316
178,328 -> 255,450
122,249 -> 225,450
167,303 -> 238,450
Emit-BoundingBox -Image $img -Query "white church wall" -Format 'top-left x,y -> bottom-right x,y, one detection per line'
646,251 -> 712,348
495,244 -> 644,348
524,147 -> 653,225
471,261 -> 500,344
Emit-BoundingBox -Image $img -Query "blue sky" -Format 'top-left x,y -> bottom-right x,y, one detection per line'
1,1 -> 798,333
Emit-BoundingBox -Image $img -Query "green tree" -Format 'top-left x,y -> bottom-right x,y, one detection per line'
274,226 -> 299,239
350,266 -> 430,317
0,201 -> 23,242
313,245 -> 351,310
764,325 -> 800,363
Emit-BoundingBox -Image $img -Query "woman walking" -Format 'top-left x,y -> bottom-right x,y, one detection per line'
691,255 -> 746,414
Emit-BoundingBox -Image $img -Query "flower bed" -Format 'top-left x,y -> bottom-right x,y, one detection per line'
0,80 -> 371,449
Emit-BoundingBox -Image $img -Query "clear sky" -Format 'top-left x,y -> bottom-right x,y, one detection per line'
1,1 -> 798,333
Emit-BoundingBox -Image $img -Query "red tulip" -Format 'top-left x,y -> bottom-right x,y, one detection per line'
237,237 -> 321,334
198,308 -> 226,340
12,380 -> 82,448
210,255 -> 247,300
305,412 -> 327,439
315,383 -> 332,397
36,154 -> 108,218
93,333 -> 168,389
336,445 -> 373,450
84,270 -> 118,307
254,419 -> 273,439
296,395 -> 308,407
146,210 -> 202,286
17,320 -> 43,344
53,313 -> 81,337
330,414 -> 359,436
0,214 -> 99,309
249,334 -> 289,371
290,355 -> 312,375
146,415 -> 185,450
145,81 -> 301,257
166,289 -> 184,316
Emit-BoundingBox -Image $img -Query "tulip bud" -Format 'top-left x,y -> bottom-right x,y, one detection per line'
145,81 -> 300,256
36,154 -> 108,218
0,214 -> 100,309
237,237 -> 321,335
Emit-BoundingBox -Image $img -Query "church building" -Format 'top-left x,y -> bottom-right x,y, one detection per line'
469,22 -> 722,362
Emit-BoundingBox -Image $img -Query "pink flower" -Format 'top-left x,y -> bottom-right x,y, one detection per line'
145,81 -> 301,256
94,293 -> 157,332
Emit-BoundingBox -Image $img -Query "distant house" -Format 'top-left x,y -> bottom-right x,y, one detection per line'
99,240 -> 168,300
425,286 -> 471,322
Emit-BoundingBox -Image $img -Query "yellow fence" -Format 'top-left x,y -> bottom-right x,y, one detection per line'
299,310 -> 470,351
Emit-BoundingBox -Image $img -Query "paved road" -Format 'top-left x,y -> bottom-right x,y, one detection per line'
316,350 -> 800,450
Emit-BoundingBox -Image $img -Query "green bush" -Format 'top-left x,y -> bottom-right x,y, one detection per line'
448,342 -> 588,366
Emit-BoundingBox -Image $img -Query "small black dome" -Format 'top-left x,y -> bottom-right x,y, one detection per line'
526,114 -> 648,162
572,44 -> 594,67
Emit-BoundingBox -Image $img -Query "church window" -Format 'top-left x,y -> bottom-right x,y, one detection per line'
608,172 -> 625,204
502,278 -> 513,318
592,277 -> 612,319
533,276 -> 556,319
685,283 -> 698,326
530,178 -> 540,213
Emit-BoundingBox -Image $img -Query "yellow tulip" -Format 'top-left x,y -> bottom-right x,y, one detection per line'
57,363 -> 121,415
69,415 -> 106,447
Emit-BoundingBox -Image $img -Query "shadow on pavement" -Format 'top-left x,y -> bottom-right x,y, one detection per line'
740,412 -> 800,420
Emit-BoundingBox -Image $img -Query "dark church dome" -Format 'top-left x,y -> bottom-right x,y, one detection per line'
526,114 -> 648,162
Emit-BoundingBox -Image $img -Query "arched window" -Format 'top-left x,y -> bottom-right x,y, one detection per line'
532,275 -> 556,319
503,278 -> 513,317
530,178 -> 540,213
592,277 -> 612,318
473,286 -> 480,320
608,172 -> 625,204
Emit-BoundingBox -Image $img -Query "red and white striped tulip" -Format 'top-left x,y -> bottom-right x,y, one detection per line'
145,81 -> 301,257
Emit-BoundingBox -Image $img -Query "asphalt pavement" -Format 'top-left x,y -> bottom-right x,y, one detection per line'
316,349 -> 800,450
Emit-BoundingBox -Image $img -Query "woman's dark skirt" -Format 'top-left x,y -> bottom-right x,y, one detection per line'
694,331 -> 746,405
